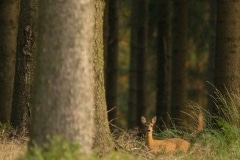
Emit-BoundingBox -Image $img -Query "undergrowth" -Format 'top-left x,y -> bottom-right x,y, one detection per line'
17,136 -> 86,160
1,88 -> 240,160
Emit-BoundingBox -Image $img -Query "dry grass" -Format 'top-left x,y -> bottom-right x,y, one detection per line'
0,124 -> 28,160
0,137 -> 27,160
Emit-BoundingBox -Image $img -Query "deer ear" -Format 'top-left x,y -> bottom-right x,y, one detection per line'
151,116 -> 157,124
141,116 -> 146,124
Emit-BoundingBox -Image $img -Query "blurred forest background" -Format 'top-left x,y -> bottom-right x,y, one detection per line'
106,0 -> 215,129
1,0 -> 240,134
2,0 -> 239,131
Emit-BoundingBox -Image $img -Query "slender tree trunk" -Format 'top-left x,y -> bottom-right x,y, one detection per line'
0,0 -> 20,123
156,0 -> 172,129
93,0 -> 115,157
128,0 -> 138,129
135,0 -> 148,128
171,0 -> 188,129
30,0 -> 94,154
11,0 -> 38,131
214,0 -> 240,113
104,0 -> 119,127
129,0 -> 148,128
207,0 -> 216,113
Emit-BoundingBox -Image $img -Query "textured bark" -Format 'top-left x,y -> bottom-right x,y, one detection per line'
214,0 -> 240,94
129,0 -> 148,129
30,0 -> 94,154
0,0 -> 20,123
104,0 -> 119,127
171,0 -> 188,129
214,0 -> 240,113
93,0 -> 115,157
11,0 -> 38,131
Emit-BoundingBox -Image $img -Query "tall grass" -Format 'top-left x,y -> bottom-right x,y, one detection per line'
211,87 -> 240,127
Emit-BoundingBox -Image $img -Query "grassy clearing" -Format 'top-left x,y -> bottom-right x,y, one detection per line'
1,88 -> 240,160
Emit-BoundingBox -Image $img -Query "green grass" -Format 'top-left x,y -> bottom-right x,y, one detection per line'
1,88 -> 240,160
17,136 -> 82,160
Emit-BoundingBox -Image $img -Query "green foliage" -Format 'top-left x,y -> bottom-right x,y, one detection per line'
0,123 -> 12,140
191,88 -> 240,159
216,119 -> 240,143
103,152 -> 141,160
18,136 -> 93,160
195,126 -> 240,159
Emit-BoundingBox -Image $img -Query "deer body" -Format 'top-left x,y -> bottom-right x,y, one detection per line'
141,116 -> 190,153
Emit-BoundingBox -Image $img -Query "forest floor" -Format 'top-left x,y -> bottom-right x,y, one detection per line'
1,89 -> 240,160
1,124 -> 240,160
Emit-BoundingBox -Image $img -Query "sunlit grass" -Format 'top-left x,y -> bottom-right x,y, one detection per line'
0,123 -> 27,160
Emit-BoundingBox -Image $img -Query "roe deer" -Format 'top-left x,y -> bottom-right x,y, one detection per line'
141,116 -> 190,153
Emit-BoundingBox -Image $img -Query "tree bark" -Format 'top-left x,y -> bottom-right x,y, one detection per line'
93,0 -> 115,157
0,0 -> 20,123
214,0 -> 240,114
30,0 -> 94,154
214,0 -> 240,94
11,0 -> 38,131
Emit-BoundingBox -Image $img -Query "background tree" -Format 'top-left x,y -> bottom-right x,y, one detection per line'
214,0 -> 240,114
207,0 -> 216,112
30,0 -> 95,154
11,0 -> 38,131
155,0 -> 172,129
128,0 -> 138,129
128,0 -> 148,128
0,0 -> 20,123
93,0 -> 115,156
171,0 -> 188,129
104,0 -> 119,128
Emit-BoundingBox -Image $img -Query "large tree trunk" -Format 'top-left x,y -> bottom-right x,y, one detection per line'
214,0 -> 240,114
11,0 -> 38,131
0,0 -> 20,123
171,0 -> 188,129
93,0 -> 115,157
104,0 -> 119,128
30,0 -> 94,154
